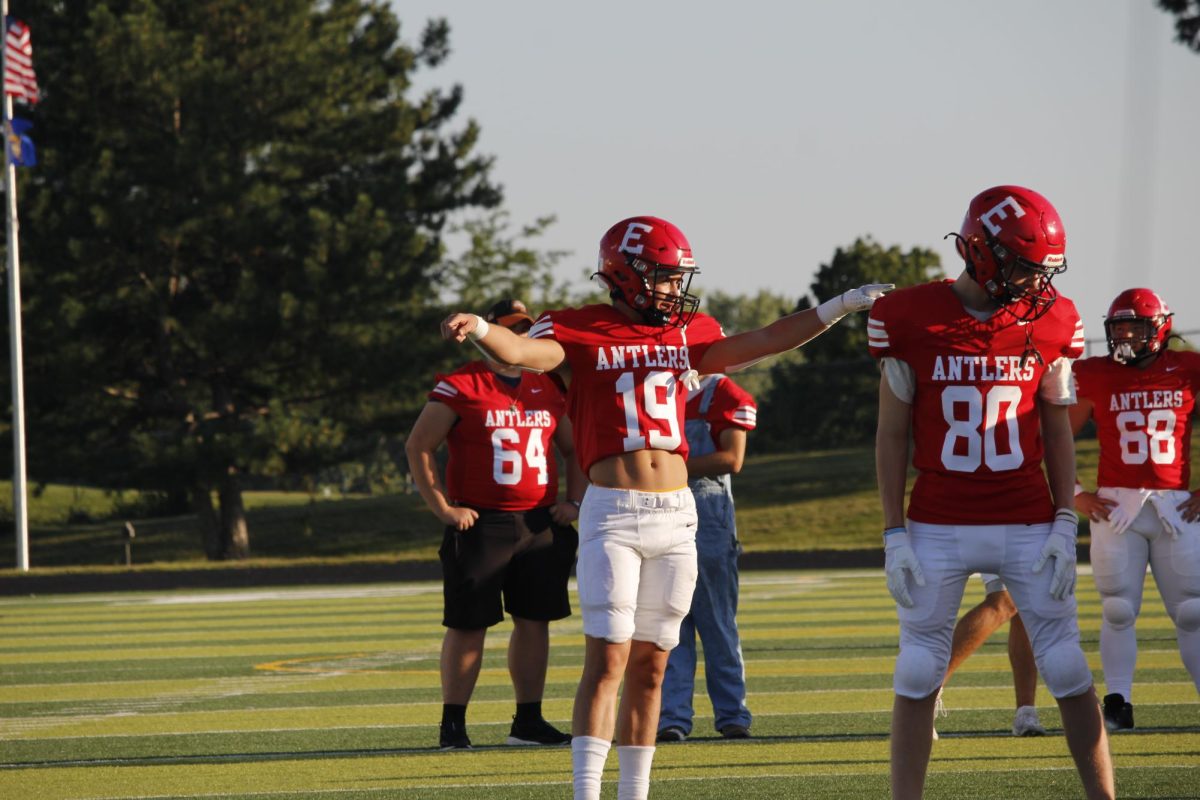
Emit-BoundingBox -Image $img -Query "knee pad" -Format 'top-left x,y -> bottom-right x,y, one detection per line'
633,602 -> 690,651
581,600 -> 636,644
1175,598 -> 1200,633
1038,641 -> 1093,699
894,645 -> 944,700
1102,596 -> 1137,630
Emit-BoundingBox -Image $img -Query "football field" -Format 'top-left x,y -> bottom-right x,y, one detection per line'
1,569 -> 1197,799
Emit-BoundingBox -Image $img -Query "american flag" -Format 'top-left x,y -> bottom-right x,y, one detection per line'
4,18 -> 39,105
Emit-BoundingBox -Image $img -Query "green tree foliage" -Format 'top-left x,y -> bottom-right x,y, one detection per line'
756,238 -> 943,450
439,211 -> 573,311
1160,0 -> 1200,51
8,1 -> 503,559
703,289 -> 795,335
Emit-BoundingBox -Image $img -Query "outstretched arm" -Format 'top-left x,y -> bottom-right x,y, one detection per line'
441,313 -> 566,373
697,284 -> 892,374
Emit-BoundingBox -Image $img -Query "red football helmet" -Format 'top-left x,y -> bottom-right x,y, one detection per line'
952,185 -> 1067,321
596,216 -> 700,326
1105,287 -> 1174,365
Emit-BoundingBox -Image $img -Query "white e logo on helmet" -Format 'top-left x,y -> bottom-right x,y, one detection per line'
619,222 -> 653,255
980,196 -> 1025,235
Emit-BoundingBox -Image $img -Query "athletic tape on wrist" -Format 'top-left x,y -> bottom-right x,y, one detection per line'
815,295 -> 845,326
465,315 -> 489,341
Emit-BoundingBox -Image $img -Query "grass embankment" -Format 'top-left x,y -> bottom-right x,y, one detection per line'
0,436 -> 1108,570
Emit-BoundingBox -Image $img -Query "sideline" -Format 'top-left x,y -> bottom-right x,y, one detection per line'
0,544 -> 1094,596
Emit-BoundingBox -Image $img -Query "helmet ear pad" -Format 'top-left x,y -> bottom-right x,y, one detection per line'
960,233 -> 995,280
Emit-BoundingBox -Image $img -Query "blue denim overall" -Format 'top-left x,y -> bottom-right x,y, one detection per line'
658,376 -> 752,735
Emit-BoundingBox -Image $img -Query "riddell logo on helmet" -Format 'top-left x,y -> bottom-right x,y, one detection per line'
980,196 -> 1025,235
1042,254 -> 1065,267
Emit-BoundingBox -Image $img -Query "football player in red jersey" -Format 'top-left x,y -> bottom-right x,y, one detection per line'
871,186 -> 1114,800
1070,288 -> 1200,733
408,299 -> 587,751
442,216 -> 889,800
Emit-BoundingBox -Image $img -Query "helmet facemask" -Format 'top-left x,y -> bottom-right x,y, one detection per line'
963,234 -> 1066,322
635,260 -> 700,327
599,256 -> 700,327
1106,315 -> 1168,365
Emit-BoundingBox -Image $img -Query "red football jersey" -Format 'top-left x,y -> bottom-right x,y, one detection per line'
1073,349 -> 1200,490
868,280 -> 1085,524
529,304 -> 725,472
685,375 -> 757,448
428,361 -> 567,510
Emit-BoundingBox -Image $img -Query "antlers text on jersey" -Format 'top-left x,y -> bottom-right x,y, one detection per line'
1107,390 -> 1186,412
930,355 -> 1036,383
483,408 -> 556,428
594,343 -> 691,372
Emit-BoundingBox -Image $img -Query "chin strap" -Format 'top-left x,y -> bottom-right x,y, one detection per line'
1020,324 -> 1044,369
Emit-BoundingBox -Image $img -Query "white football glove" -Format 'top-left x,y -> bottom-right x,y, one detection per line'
1148,493 -> 1188,539
884,528 -> 925,609
1032,513 -> 1078,601
1105,502 -> 1138,535
816,283 -> 895,326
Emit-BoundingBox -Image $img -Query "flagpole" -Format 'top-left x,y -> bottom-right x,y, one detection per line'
2,0 -> 30,571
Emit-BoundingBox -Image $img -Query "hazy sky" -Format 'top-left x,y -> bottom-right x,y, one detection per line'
394,1 -> 1200,346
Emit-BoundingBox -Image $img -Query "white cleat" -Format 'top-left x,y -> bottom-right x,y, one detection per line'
1012,705 -> 1047,737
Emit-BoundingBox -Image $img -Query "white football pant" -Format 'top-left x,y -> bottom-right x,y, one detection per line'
575,485 -> 698,650
894,521 -> 1092,700
1090,488 -> 1200,701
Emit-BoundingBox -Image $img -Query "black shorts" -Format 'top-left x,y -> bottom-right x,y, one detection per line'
439,505 -> 578,630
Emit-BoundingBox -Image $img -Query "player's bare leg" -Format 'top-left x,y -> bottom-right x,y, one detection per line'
943,591 -> 1016,684
508,617 -> 550,703
572,636 -> 630,799
441,627 -> 487,704
616,640 -> 672,745
573,635 -> 631,739
890,690 -> 939,800
1057,688 -> 1115,799
1009,613 -> 1038,708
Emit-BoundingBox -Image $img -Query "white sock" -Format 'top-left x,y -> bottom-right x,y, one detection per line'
571,735 -> 611,800
616,744 -> 655,800
1177,627 -> 1200,695
1100,621 -> 1137,700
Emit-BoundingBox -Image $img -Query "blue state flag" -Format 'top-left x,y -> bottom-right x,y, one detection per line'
6,116 -> 35,167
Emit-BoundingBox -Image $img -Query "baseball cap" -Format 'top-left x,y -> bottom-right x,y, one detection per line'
485,298 -> 535,330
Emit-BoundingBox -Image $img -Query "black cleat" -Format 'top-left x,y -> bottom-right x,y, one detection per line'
505,716 -> 571,746
719,723 -> 752,740
656,726 -> 687,743
1102,693 -> 1134,732
439,720 -> 472,750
